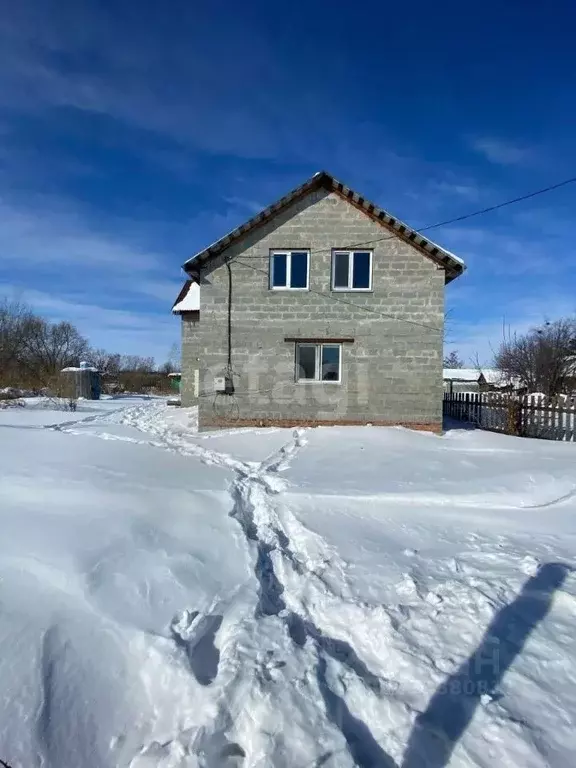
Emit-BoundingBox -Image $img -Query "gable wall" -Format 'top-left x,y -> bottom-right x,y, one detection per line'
183,189 -> 444,429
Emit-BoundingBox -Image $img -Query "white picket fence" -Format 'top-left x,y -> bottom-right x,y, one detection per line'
443,392 -> 576,442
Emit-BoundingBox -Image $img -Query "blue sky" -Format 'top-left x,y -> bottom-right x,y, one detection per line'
1,0 -> 575,365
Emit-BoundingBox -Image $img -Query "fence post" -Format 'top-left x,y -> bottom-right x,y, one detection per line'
538,395 -> 544,438
515,395 -> 523,436
505,394 -> 522,436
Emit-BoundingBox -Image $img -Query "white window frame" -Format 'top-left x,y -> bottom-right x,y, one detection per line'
331,249 -> 373,291
270,250 -> 310,290
295,343 -> 342,384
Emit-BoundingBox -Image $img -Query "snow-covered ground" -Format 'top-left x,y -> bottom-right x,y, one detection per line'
1,398 -> 575,768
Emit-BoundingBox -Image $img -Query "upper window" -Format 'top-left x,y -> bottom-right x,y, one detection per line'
332,250 -> 372,291
270,250 -> 309,290
295,343 -> 341,383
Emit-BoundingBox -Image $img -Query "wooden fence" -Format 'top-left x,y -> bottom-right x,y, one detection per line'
443,392 -> 576,442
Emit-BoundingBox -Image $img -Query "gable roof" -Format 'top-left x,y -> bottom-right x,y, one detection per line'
172,279 -> 200,313
183,170 -> 465,283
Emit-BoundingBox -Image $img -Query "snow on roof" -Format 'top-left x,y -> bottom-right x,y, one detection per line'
443,368 -> 503,383
172,281 -> 200,313
424,236 -> 465,266
167,372 -> 181,378
61,366 -> 98,373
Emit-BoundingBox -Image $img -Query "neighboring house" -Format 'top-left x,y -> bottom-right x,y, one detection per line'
174,171 -> 465,431
443,368 -> 511,394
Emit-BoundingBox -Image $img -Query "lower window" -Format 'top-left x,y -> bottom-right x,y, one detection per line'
296,343 -> 341,383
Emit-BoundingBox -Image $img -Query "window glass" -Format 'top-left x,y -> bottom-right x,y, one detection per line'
321,345 -> 340,381
272,253 -> 287,287
297,345 -> 316,379
352,251 -> 371,289
333,252 -> 349,288
290,252 -> 308,288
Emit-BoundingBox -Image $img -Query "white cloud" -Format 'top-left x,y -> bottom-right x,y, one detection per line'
430,174 -> 481,201
0,190 -> 182,362
224,197 -> 264,214
0,3 -> 288,160
135,278 -> 184,303
0,195 -> 164,272
468,137 -> 531,166
439,224 -> 574,276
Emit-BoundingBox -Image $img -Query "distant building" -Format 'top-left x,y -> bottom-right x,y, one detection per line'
60,361 -> 101,400
443,368 -> 511,394
167,372 -> 181,393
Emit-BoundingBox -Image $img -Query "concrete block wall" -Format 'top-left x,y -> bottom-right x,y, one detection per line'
180,311 -> 199,406
188,189 -> 445,429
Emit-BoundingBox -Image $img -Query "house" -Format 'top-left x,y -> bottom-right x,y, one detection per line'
443,368 -> 511,394
174,171 -> 465,431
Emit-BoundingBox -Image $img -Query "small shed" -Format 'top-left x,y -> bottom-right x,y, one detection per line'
168,372 -> 182,393
60,361 -> 101,400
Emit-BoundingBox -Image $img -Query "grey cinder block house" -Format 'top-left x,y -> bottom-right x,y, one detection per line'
173,171 -> 465,432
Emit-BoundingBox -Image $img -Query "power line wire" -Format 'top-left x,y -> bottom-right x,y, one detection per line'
223,173 -> 576,334
189,172 -> 576,371
233,257 -> 445,333
417,174 -> 576,232
233,173 -> 576,258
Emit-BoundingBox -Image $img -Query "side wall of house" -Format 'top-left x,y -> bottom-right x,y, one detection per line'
194,189 -> 445,430
180,311 -> 199,406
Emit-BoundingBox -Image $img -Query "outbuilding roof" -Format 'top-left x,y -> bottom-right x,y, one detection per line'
443,368 -> 503,384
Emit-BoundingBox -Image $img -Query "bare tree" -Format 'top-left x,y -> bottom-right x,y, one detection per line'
0,294 -> 165,395
159,344 -> 180,375
120,355 -> 155,372
443,350 -> 464,368
0,298 -> 35,384
22,319 -> 90,385
494,318 -> 576,395
158,360 -> 175,375
86,349 -> 122,377
115,355 -> 156,393
168,342 -> 180,370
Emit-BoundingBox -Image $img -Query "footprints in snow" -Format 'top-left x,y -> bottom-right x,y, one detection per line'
286,612 -> 382,694
171,609 -> 223,686
255,542 -> 287,617
256,649 -> 287,683
163,429 -> 387,767
228,433 -> 392,763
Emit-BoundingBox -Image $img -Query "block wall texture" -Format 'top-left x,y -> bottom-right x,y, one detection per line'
180,311 -> 199,406
187,189 -> 445,429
